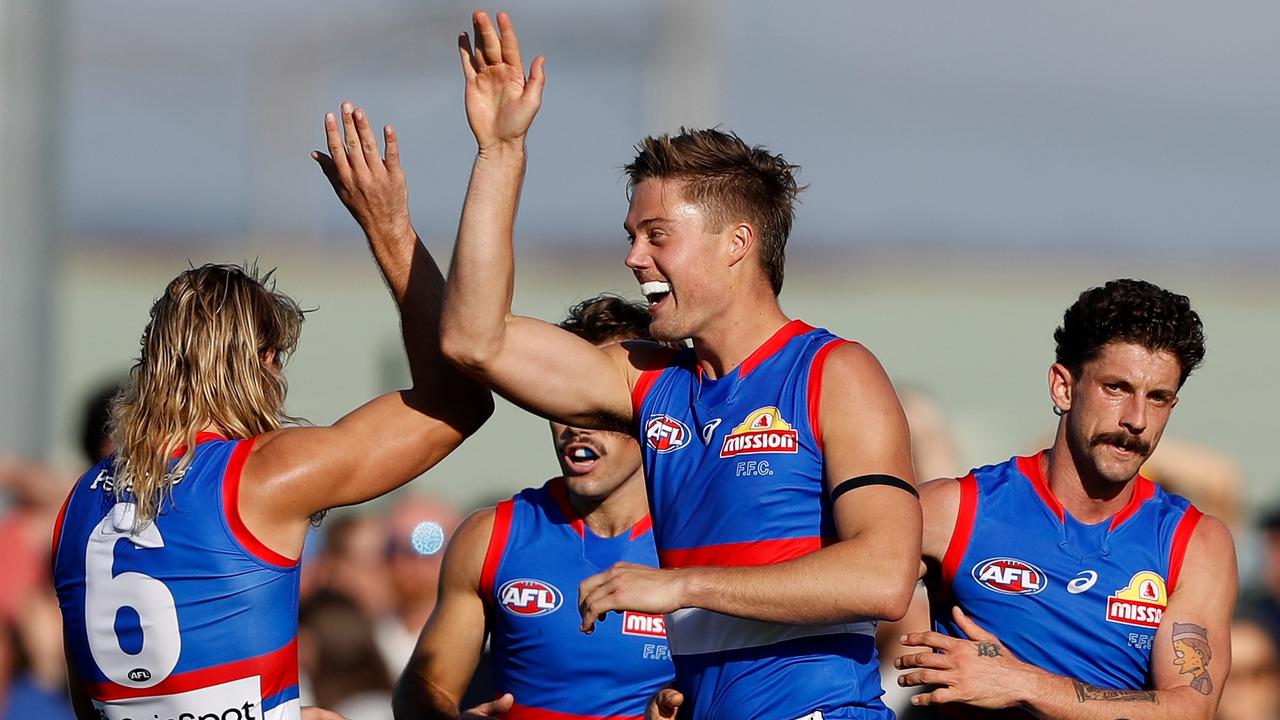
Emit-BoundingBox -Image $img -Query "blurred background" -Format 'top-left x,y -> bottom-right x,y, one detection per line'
2,1 -> 1278,718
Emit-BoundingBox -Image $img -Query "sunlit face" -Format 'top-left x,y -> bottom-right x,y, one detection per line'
1053,342 -> 1182,485
623,179 -> 732,343
549,421 -> 643,502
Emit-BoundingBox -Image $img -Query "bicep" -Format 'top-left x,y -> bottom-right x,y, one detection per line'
1150,516 -> 1237,706
459,316 -> 647,429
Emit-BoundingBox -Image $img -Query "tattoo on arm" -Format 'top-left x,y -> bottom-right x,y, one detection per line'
975,641 -> 1002,657
1171,622 -> 1213,695
1071,680 -> 1158,704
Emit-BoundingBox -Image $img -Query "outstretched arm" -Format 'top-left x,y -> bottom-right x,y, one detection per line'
393,508 -> 493,720
440,11 -> 644,430
239,105 -> 493,559
579,344 -> 920,627
898,515 -> 1237,720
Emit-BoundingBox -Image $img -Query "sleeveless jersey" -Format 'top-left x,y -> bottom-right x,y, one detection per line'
632,320 -> 889,720
931,452 -> 1202,700
53,433 -> 302,720
481,478 -> 674,720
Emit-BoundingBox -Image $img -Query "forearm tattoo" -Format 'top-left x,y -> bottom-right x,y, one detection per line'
975,641 -> 1002,657
1171,622 -> 1213,695
1072,680 -> 1158,704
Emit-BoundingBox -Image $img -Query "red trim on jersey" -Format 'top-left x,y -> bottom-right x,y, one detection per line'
738,320 -> 815,378
221,437 -> 297,567
172,432 -> 229,457
1108,475 -> 1157,531
480,499 -> 515,600
630,369 -> 663,419
1166,505 -> 1203,595
659,536 -> 828,569
50,479 -> 76,565
941,474 -> 979,586
548,478 -> 587,537
806,338 -> 851,454
506,703 -> 642,720
88,637 -> 298,701
629,515 -> 653,540
1017,451 -> 1064,523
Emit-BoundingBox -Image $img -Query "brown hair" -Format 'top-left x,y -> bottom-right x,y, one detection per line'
558,294 -> 655,344
110,263 -> 305,528
624,128 -> 803,295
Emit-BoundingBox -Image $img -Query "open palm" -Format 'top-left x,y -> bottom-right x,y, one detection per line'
459,11 -> 545,150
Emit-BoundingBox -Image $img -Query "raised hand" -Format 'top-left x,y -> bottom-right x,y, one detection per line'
458,11 -> 546,151
312,102 -> 412,244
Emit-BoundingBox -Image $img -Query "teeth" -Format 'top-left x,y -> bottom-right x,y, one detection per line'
571,447 -> 598,460
640,281 -> 671,296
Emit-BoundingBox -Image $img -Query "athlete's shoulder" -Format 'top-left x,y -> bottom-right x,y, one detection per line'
919,476 -> 964,564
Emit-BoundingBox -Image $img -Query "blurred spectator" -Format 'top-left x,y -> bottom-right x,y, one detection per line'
1142,437 -> 1243,530
377,495 -> 460,672
1240,508 -> 1280,647
78,379 -> 123,465
1217,616 -> 1280,720
1,592 -> 74,720
299,591 -> 394,720
316,513 -> 396,619
0,458 -> 71,623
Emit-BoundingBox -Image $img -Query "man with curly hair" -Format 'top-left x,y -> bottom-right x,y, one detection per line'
899,279 -> 1237,719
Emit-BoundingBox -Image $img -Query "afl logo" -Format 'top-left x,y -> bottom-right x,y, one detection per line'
498,578 -> 563,617
972,557 -> 1047,595
645,415 -> 690,453
127,668 -> 151,683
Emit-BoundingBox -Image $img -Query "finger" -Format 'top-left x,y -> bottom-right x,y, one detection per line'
952,605 -> 997,642
524,55 -> 547,104
495,11 -> 523,71
339,102 -> 367,174
911,688 -> 949,706
383,125 -> 400,171
311,151 -> 342,193
473,11 -> 503,66
897,669 -> 947,688
894,651 -> 951,670
457,33 -> 478,82
658,689 -> 684,709
474,693 -> 514,715
322,112 -> 352,182
901,630 -> 959,652
352,107 -> 382,171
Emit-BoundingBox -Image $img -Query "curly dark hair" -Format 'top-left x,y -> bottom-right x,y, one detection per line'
624,127 -> 804,296
558,294 -> 655,344
1054,279 -> 1205,387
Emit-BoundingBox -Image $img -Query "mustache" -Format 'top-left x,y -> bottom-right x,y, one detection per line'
1091,431 -> 1151,456
560,433 -> 607,457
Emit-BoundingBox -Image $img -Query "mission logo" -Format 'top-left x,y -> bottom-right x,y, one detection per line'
498,578 -> 563,617
1106,571 -> 1167,629
621,611 -> 667,638
972,557 -> 1047,595
645,415 -> 691,453
719,407 -> 799,458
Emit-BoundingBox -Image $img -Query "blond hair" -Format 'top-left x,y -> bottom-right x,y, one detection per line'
110,263 -> 305,528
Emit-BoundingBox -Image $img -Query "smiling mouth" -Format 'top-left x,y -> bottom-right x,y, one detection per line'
640,281 -> 671,308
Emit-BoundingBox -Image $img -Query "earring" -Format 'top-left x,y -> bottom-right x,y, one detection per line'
1052,406 -> 1065,417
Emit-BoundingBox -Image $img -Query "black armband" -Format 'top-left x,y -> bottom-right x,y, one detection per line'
829,474 -> 918,504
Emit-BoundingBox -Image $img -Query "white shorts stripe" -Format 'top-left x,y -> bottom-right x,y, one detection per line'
265,697 -> 302,720
664,607 -> 876,655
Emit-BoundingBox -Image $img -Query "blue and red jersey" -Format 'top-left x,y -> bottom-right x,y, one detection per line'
632,320 -> 889,720
482,478 -> 674,720
53,433 -> 302,720
930,451 -> 1202,693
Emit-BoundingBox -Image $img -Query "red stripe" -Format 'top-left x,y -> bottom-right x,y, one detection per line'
548,478 -> 586,537
50,477 -> 77,565
630,369 -> 663,419
1016,451 -> 1063,523
88,637 -> 297,701
1166,505 -> 1203,595
1109,476 -> 1156,531
629,515 -> 653,540
506,702 -> 642,720
738,320 -> 815,377
480,499 -> 515,600
659,536 -> 826,568
222,437 -> 298,567
941,474 -> 978,586
806,338 -> 851,454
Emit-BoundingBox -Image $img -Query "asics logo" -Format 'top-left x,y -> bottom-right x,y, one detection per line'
1068,570 -> 1098,594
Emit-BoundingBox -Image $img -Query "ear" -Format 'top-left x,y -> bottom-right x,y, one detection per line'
1048,363 -> 1073,414
724,222 -> 755,268
261,348 -> 279,368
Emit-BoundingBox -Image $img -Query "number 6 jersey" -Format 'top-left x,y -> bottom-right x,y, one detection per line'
53,433 -> 302,720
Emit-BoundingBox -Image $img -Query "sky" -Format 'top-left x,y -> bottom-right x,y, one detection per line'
57,0 -> 1280,254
